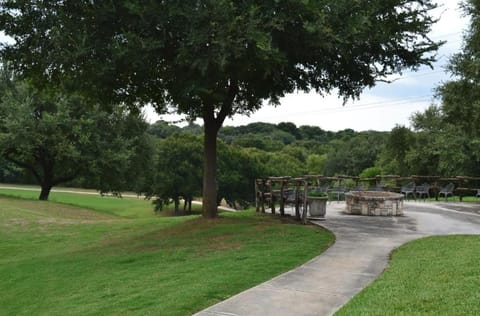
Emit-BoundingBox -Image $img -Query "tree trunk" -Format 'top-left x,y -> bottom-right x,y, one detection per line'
174,197 -> 180,215
201,85 -> 236,218
203,117 -> 219,218
39,184 -> 52,201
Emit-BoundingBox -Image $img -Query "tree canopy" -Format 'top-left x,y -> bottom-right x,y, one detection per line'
404,0 -> 480,177
144,133 -> 204,214
0,0 -> 442,217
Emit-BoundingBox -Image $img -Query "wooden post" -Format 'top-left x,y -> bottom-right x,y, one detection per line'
269,180 -> 275,214
279,180 -> 285,216
457,177 -> 465,202
302,180 -> 309,224
376,175 -> 381,189
255,180 -> 259,212
295,183 -> 300,220
261,179 -> 266,213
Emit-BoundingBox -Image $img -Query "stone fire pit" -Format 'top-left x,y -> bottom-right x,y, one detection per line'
345,191 -> 404,216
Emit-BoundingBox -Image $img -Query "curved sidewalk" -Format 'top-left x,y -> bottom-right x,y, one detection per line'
195,202 -> 480,316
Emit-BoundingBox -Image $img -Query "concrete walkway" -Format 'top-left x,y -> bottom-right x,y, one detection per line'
195,202 -> 480,316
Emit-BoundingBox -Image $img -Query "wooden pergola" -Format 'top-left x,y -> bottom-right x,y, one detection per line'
255,175 -> 480,224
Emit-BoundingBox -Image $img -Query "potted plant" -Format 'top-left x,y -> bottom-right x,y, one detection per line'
307,190 -> 328,217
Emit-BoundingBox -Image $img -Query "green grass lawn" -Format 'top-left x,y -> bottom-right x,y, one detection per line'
0,187 -> 334,316
336,235 -> 480,315
0,186 -> 160,218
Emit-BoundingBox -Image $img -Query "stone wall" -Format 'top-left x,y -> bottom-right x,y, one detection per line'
345,191 -> 404,216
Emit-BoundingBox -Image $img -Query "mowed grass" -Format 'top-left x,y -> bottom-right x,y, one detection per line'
336,235 -> 480,315
0,187 -> 158,218
0,188 -> 334,316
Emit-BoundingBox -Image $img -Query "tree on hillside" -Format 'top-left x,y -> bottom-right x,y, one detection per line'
323,132 -> 387,176
438,0 -> 480,139
144,133 -> 204,214
407,0 -> 480,176
145,134 -> 264,212
406,106 -> 443,175
298,126 -> 331,143
0,75 -> 149,200
277,122 -> 301,140
306,154 -> 327,175
0,1 -> 441,217
434,0 -> 480,175
377,125 -> 415,176
217,143 -> 265,209
147,120 -> 182,139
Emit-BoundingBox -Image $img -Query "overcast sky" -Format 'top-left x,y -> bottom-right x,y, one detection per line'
148,0 -> 469,131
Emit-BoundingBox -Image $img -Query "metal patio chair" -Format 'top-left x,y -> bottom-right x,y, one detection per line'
415,183 -> 431,200
349,184 -> 365,192
401,182 -> 416,199
438,183 -> 455,201
329,185 -> 346,202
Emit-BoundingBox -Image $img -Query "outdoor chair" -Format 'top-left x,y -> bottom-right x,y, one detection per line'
284,189 -> 298,206
373,184 -> 385,191
329,185 -> 346,202
318,183 -> 330,193
401,182 -> 416,199
349,184 -> 365,192
438,183 -> 455,201
415,183 -> 431,200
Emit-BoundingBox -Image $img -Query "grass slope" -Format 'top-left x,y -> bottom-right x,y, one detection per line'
0,187 -> 158,218
336,235 -> 480,315
0,190 -> 333,316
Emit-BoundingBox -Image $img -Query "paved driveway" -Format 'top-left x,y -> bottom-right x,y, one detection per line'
195,202 -> 480,316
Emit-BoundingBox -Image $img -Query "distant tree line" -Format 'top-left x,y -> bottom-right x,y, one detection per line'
2,90 -> 479,210
143,121 -> 389,211
1,77 -> 478,210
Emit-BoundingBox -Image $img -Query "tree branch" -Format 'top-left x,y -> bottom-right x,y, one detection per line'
52,170 -> 81,186
3,153 -> 42,184
215,80 -> 239,130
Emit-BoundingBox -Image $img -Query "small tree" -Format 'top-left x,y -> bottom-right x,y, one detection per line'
217,143 -> 264,209
0,1 -> 442,217
0,75 -> 149,200
144,133 -> 203,215
377,125 -> 415,176
306,154 -> 327,175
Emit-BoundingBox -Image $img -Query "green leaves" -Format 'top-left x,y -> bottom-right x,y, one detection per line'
1,0 -> 442,117
405,0 -> 480,176
0,0 -> 443,213
0,71 -> 150,199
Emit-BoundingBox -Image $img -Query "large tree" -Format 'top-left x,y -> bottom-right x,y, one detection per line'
407,0 -> 480,176
0,1 -> 441,217
437,0 -> 480,140
377,125 -> 415,176
323,132 -> 387,176
0,73 -> 149,200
